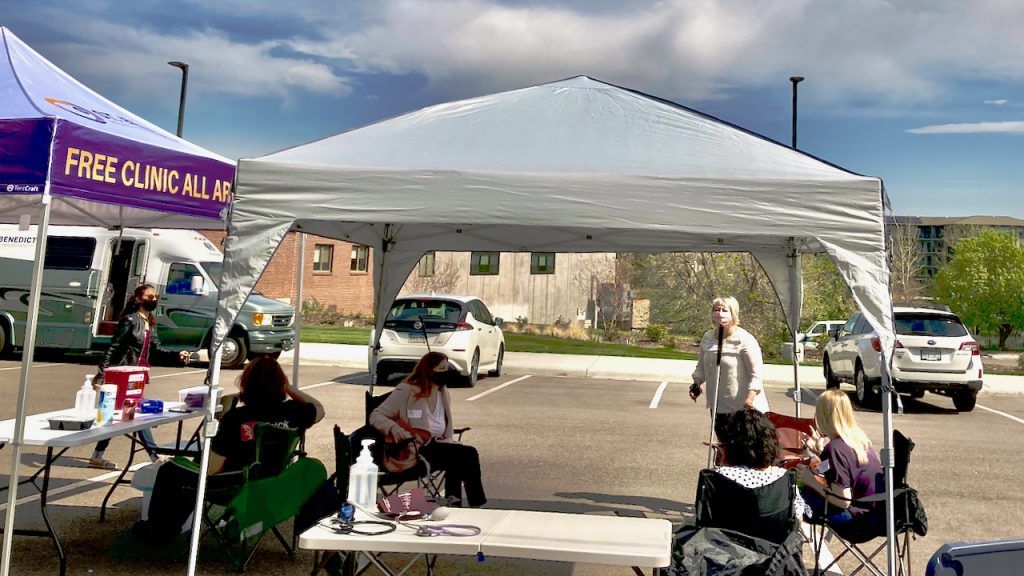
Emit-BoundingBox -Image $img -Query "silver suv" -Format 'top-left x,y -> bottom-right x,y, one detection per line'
822,306 -> 983,411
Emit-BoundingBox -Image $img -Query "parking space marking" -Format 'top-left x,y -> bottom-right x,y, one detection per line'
466,375 -> 531,402
649,381 -> 669,409
0,462 -> 149,512
149,370 -> 207,379
0,363 -> 61,371
977,404 -> 1024,425
300,380 -> 342,391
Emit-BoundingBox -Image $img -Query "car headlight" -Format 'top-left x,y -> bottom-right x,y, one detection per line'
251,312 -> 273,326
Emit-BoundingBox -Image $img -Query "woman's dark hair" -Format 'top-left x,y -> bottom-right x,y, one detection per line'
119,283 -> 157,326
404,351 -> 449,397
238,356 -> 289,410
721,408 -> 780,469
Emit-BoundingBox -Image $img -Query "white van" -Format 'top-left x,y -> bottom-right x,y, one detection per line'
798,320 -> 847,350
0,225 -> 294,368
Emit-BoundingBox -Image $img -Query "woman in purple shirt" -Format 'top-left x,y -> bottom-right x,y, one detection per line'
796,389 -> 882,528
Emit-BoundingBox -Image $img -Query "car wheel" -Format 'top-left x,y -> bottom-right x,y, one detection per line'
488,345 -> 504,377
218,334 -> 247,370
953,390 -> 977,412
0,322 -> 10,357
824,357 -> 840,389
910,389 -> 926,399
466,350 -> 479,387
854,363 -> 878,408
376,368 -> 391,386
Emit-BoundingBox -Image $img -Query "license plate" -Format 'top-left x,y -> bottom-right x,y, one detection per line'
920,348 -> 941,361
407,334 -> 426,343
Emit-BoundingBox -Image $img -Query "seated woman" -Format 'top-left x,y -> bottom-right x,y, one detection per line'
134,356 -> 325,544
370,352 -> 486,507
796,389 -> 882,531
715,408 -> 806,521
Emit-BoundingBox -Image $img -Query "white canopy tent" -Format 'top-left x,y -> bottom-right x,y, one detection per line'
209,76 -> 900,574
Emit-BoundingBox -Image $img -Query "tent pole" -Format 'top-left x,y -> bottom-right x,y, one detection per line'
881,364 -> 897,576
292,232 -> 305,387
0,194 -> 52,576
186,344 -> 223,576
788,240 -> 803,418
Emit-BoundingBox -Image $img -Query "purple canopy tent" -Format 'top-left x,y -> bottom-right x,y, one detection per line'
0,27 -> 234,576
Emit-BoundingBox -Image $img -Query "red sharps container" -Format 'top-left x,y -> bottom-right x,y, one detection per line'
122,398 -> 137,421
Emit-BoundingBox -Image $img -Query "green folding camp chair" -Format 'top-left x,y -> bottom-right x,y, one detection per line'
183,423 -> 327,571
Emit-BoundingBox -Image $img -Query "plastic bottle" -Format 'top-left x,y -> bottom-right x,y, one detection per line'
75,375 -> 96,420
348,438 -> 378,510
97,384 -> 117,425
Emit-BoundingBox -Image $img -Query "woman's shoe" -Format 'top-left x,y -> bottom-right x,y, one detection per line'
88,457 -> 118,470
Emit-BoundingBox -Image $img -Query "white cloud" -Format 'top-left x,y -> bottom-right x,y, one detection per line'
984,99 -> 1008,106
906,121 -> 1024,134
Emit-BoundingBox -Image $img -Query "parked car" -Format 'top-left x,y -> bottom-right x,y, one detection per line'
797,320 -> 847,350
370,294 -> 505,387
822,306 -> 983,411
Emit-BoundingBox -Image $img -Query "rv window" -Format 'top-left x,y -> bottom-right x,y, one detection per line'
132,243 -> 146,276
166,263 -> 203,295
44,237 -> 96,270
201,261 -> 222,287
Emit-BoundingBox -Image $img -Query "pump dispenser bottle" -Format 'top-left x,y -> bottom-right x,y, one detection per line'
75,375 -> 96,420
348,439 -> 378,510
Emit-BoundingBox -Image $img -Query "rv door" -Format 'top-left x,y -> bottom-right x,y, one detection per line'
127,240 -> 149,292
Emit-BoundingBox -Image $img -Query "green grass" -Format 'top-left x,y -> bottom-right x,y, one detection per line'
298,324 -> 697,359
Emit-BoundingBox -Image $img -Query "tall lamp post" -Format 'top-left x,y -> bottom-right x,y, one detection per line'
168,61 -> 189,137
789,76 -> 804,149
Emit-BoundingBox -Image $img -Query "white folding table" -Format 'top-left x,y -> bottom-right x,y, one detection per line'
300,507 -> 672,575
0,405 -> 204,576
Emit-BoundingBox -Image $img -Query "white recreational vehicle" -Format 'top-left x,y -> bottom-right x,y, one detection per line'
0,225 -> 294,368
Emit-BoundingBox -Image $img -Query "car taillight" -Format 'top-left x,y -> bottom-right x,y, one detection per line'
871,338 -> 881,352
455,321 -> 473,331
960,341 -> 981,356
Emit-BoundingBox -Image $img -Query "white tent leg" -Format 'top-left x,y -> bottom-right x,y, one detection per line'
186,345 -> 224,576
788,247 -> 803,417
0,195 -> 52,576
292,233 -> 305,387
881,365 -> 897,576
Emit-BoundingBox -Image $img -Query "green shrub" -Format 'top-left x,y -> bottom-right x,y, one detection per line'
646,324 -> 667,343
663,334 -> 678,349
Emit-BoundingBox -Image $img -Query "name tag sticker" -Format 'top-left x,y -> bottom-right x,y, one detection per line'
408,409 -> 423,418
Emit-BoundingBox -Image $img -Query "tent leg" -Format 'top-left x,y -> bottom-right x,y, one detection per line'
0,196 -> 52,576
292,232 -> 305,388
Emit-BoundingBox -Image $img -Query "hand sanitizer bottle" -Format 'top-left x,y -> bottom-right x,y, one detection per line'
348,439 -> 379,510
75,375 -> 96,420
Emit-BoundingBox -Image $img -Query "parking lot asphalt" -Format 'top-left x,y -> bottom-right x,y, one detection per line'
0,354 -> 1022,575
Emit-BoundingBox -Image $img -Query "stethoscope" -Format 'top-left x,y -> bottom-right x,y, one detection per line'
318,500 -> 481,538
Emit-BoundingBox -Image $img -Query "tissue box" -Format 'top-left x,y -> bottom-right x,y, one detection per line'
178,386 -> 223,409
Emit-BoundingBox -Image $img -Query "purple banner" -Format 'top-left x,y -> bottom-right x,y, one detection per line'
49,121 -> 235,221
0,118 -> 53,193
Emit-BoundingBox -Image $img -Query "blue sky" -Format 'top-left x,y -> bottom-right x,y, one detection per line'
4,0 -> 1023,218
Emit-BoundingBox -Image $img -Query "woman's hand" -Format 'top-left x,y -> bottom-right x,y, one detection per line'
803,428 -> 827,455
689,381 -> 702,401
390,427 -> 413,442
795,463 -> 818,487
178,350 -> 190,363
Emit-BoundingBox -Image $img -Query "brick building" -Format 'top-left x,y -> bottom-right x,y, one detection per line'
200,230 -> 375,313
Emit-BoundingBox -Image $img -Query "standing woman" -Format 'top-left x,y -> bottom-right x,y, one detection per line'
89,283 -> 190,469
690,296 -> 769,442
370,352 -> 487,507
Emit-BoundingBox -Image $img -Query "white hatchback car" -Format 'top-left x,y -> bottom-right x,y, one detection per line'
822,306 -> 983,411
371,295 -> 505,387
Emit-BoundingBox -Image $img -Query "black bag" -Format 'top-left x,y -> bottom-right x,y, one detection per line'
665,525 -> 808,576
295,479 -> 341,535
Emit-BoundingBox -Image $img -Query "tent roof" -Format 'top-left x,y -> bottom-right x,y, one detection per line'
0,27 -> 234,228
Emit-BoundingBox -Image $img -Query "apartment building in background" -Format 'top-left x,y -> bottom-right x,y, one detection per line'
889,215 -> 1024,277
200,230 -> 616,325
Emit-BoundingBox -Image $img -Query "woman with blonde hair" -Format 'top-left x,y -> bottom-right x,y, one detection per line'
796,389 -> 882,528
690,296 -> 768,441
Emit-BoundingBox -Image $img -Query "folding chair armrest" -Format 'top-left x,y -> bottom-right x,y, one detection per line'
453,427 -> 471,440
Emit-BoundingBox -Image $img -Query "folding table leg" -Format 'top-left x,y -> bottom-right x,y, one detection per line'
39,448 -> 67,576
100,432 -> 141,521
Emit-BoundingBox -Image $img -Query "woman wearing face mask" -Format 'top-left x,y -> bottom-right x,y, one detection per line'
88,284 -> 191,469
690,296 -> 768,443
370,351 -> 487,507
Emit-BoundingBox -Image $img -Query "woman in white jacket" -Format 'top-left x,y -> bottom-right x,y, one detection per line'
690,296 -> 769,442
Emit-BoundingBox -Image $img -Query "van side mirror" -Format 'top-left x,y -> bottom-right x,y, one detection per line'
190,275 -> 209,296
828,327 -> 840,341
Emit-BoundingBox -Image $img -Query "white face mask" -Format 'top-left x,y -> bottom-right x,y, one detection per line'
712,306 -> 732,327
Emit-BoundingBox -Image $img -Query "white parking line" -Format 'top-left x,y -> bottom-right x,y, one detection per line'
0,363 -> 61,371
149,370 -> 207,379
977,404 -> 1024,425
300,380 -> 342,391
0,461 -> 150,512
467,375 -> 532,402
649,381 -> 669,409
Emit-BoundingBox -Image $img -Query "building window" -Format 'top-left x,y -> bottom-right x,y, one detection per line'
470,252 -> 500,275
419,251 -> 435,277
350,245 -> 369,273
920,227 -> 932,239
531,252 -> 555,274
312,244 -> 333,272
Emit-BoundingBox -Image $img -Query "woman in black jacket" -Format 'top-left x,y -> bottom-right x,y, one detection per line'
89,283 -> 191,469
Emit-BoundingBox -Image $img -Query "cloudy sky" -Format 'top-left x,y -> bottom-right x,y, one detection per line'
4,0 -> 1023,217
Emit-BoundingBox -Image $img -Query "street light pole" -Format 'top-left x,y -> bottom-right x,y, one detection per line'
168,61 -> 189,137
789,76 -> 804,149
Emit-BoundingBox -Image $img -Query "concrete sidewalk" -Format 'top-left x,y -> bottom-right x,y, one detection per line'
280,342 -> 1024,395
